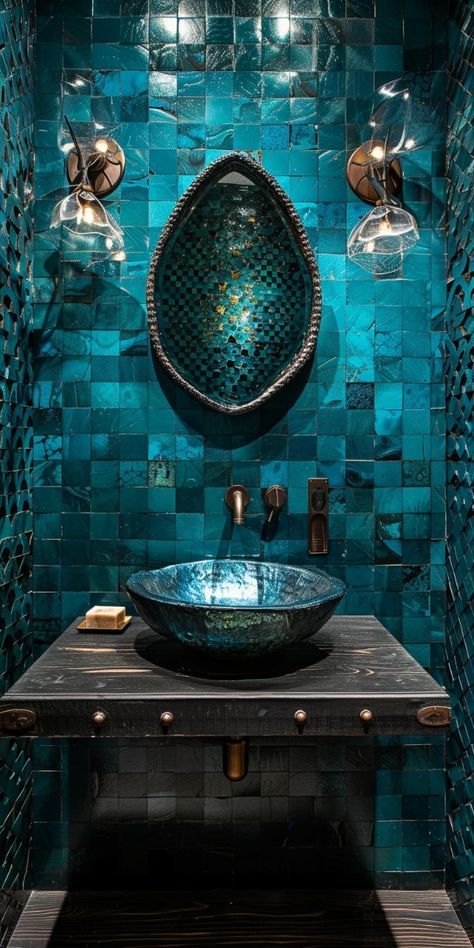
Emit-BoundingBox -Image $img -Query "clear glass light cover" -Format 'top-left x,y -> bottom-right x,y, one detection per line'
348,204 -> 419,275
51,188 -> 124,253
58,74 -> 119,158
366,75 -> 444,158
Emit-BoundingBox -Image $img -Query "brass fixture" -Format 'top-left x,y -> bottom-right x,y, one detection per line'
263,485 -> 287,523
308,478 -> 329,554
416,705 -> 451,727
294,709 -> 308,732
223,737 -> 248,781
0,708 -> 37,732
360,709 -> 373,724
66,134 -> 126,198
225,485 -> 250,525
51,117 -> 125,255
91,710 -> 107,728
346,128 -> 419,275
160,711 -> 174,729
346,140 -> 402,206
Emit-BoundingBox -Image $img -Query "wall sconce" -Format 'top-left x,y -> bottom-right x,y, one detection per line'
346,81 -> 420,276
51,117 -> 126,256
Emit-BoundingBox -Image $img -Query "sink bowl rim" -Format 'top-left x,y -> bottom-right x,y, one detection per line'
126,560 -> 345,613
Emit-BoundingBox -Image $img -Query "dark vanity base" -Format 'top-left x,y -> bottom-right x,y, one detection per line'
7,889 -> 470,948
0,616 -> 449,738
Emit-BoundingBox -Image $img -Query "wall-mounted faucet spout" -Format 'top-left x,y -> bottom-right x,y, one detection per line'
225,485 -> 250,525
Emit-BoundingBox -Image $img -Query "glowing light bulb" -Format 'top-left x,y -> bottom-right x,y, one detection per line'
405,138 -> 415,150
403,91 -> 410,100
95,139 -> 109,154
370,145 -> 384,161
76,201 -> 96,225
276,16 -> 289,38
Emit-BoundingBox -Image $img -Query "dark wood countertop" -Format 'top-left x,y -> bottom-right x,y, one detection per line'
0,615 -> 449,738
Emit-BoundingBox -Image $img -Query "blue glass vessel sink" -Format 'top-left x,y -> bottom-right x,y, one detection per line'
126,560 -> 345,659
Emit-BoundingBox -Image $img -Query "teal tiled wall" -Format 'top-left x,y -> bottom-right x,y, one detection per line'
446,0 -> 474,931
0,0 -> 35,940
33,0 -> 447,674
31,0 -> 448,889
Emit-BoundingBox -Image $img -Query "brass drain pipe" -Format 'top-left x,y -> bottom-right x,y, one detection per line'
223,737 -> 248,781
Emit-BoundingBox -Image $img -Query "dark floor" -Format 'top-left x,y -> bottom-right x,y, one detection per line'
7,889 -> 472,948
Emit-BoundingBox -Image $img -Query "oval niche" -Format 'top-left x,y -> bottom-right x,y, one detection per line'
147,152 -> 321,414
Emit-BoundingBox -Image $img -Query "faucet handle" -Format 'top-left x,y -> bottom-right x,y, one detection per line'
263,485 -> 287,523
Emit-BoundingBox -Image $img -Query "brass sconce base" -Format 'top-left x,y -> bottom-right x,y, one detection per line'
346,141 -> 402,205
223,737 -> 248,781
67,138 -> 126,197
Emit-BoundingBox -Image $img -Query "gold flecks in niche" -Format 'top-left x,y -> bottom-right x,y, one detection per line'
157,179 -> 310,406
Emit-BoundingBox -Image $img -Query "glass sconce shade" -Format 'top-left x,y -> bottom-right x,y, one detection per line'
368,80 -> 412,157
367,75 -> 444,158
346,76 -> 432,274
51,188 -> 124,253
51,114 -> 125,258
348,204 -> 419,275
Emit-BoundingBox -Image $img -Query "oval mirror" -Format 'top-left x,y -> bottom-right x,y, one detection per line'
147,152 -> 321,414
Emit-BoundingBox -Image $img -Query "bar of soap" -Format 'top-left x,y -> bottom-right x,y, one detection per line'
85,606 -> 126,629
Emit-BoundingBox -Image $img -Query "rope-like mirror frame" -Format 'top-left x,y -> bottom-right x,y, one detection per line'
147,152 -> 322,415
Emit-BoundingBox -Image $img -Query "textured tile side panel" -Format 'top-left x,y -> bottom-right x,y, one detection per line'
446,0 -> 474,932
0,0 -> 35,942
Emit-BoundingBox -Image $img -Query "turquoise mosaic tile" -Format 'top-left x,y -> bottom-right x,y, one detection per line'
0,0 -> 35,941
445,0 -> 474,931
30,0 -> 449,890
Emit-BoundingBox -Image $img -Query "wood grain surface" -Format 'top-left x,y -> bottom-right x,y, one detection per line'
7,889 -> 471,948
0,616 -> 449,737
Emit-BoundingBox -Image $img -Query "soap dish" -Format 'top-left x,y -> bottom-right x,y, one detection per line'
76,616 -> 133,633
